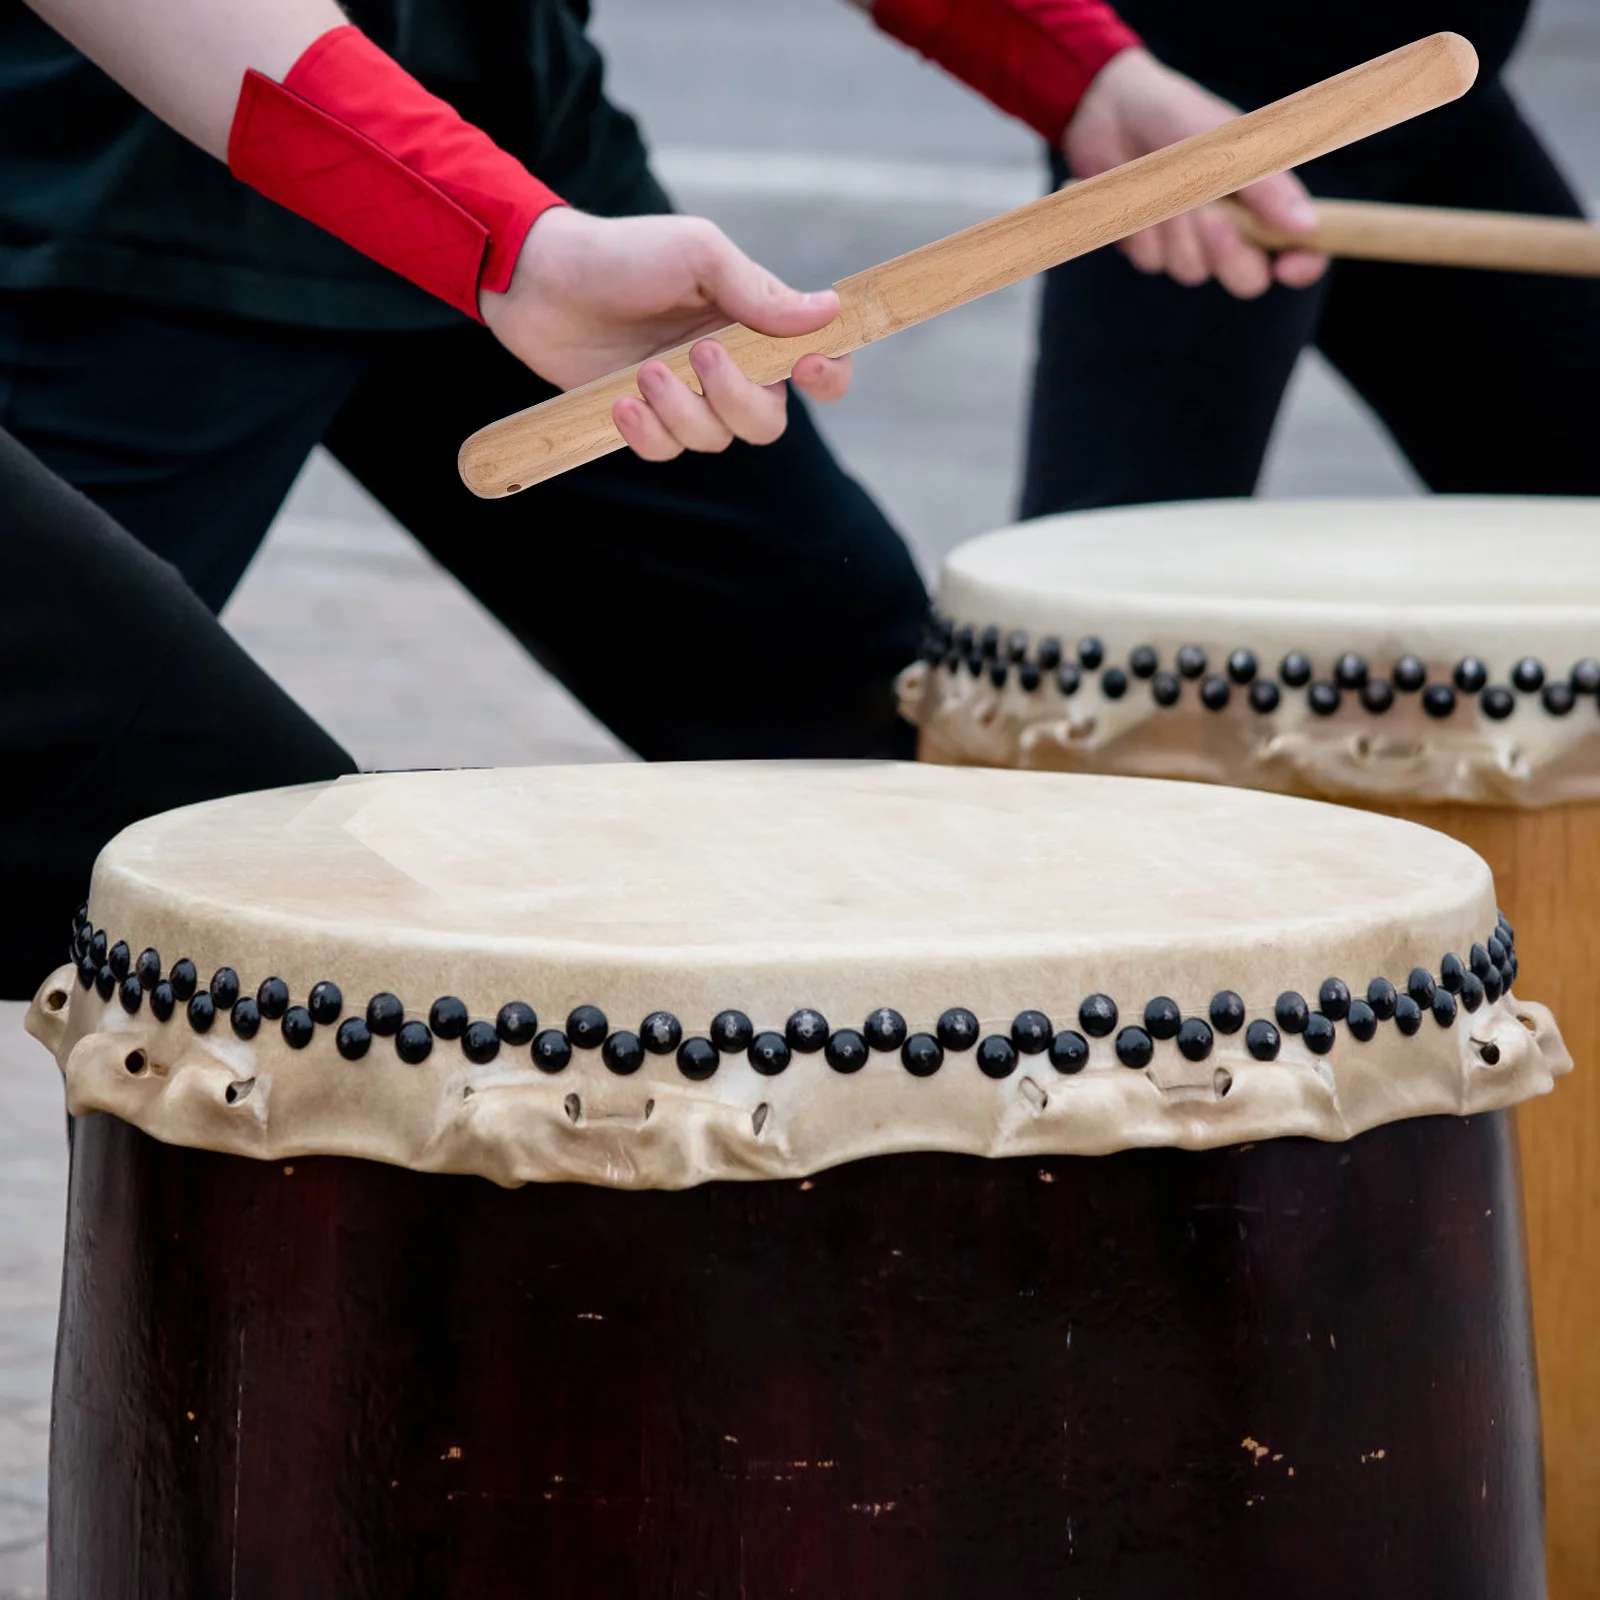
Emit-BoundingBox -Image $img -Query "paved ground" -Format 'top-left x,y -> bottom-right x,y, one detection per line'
3,2 -> 1597,1590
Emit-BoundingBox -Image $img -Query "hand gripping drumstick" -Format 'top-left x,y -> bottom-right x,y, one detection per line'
458,33 -> 1477,499
1216,196 -> 1600,277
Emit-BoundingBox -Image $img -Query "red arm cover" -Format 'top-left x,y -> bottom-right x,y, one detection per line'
227,26 -> 564,321
871,0 -> 1140,143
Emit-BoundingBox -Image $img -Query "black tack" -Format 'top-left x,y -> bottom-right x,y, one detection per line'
602,1031 -> 645,1076
1421,684 -> 1457,719
1511,657 -> 1545,693
135,948 -> 162,990
1394,995 -> 1424,1036
496,1001 -> 537,1047
1115,1027 -> 1154,1069
396,1021 -> 434,1065
1056,662 -> 1082,696
1078,994 -> 1118,1038
1432,989 -> 1458,1028
107,940 -> 131,980
1048,1030 -> 1090,1074
1439,953 -> 1466,993
118,975 -> 143,1015
429,996 -> 469,1040
785,1009 -> 830,1053
1176,644 -> 1208,679
187,992 -> 216,1032
1245,1019 -> 1281,1061
281,1007 -> 315,1050
1360,679 -> 1394,715
1036,637 -> 1063,671
1543,681 -> 1576,716
1227,649 -> 1258,684
230,997 -> 262,1040
1572,658 -> 1600,695
1307,682 -> 1342,717
210,967 -> 240,1009
976,1035 -> 1019,1079
1480,686 -> 1516,721
307,981 -> 343,1024
1100,667 -> 1128,700
953,625 -> 975,656
1010,1010 -> 1053,1054
1274,991 -> 1310,1034
149,981 -> 175,1023
1484,967 -> 1504,1003
256,977 -> 290,1020
1459,972 -> 1486,1012
1366,977 -> 1398,1021
1469,943 -> 1493,980
676,1036 -> 720,1081
1077,636 -> 1105,670
566,1005 -> 609,1050
1017,661 -> 1042,693
1143,997 -> 1182,1041
335,1017 -> 371,1060
1005,629 -> 1029,663
1346,1000 -> 1378,1042
1279,652 -> 1312,688
1248,680 -> 1281,714
462,1021 -> 501,1065
978,625 -> 1000,660
1176,1018 -> 1214,1062
1334,652 -> 1368,690
367,992 -> 405,1037
711,1009 -> 755,1053
88,930 -> 108,966
825,1029 -> 869,1074
864,1008 -> 908,1051
1303,1015 -> 1337,1055
1151,672 -> 1181,708
1129,644 -> 1159,679
936,1007 -> 980,1051
987,661 -> 1008,689
1487,934 -> 1507,966
1454,656 -> 1488,694
1199,675 -> 1230,711
95,964 -> 117,1001
640,1011 -> 683,1054
1318,978 -> 1351,1023
1208,991 -> 1246,1035
965,650 -> 984,677
76,957 -> 95,991
1392,655 -> 1427,693
532,1030 -> 573,1073
748,1031 -> 792,1076
901,1033 -> 944,1077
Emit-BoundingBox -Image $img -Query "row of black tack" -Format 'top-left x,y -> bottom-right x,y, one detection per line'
922,618 -> 1600,722
67,907 -> 1516,1083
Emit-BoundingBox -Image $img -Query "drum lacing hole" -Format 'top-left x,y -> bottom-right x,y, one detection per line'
751,1102 -> 770,1137
1517,1013 -> 1538,1033
505,484 -> 521,494
44,988 -> 68,1012
124,1049 -> 147,1075
642,1098 -> 655,1122
1212,1068 -> 1233,1100
462,1085 -> 476,1101
1476,1040 -> 1502,1066
224,1077 -> 255,1104
1017,1076 -> 1047,1113
563,1093 -> 582,1126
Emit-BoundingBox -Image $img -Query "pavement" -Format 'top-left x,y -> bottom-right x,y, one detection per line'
2,1 -> 1597,1591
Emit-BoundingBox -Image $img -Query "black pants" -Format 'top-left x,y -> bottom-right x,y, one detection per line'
0,294 -> 928,763
0,428 -> 359,996
1021,77 -> 1600,514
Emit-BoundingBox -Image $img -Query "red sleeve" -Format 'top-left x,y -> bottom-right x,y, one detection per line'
871,0 -> 1140,143
228,26 -> 565,322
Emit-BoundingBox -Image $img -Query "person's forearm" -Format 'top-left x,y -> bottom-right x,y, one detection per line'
22,0 -> 342,159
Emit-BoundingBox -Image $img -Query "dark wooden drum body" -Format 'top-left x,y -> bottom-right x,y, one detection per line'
55,1107 -> 1542,1600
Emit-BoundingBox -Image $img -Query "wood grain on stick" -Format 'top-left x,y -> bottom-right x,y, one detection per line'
1218,196 -> 1600,276
459,33 -> 1476,498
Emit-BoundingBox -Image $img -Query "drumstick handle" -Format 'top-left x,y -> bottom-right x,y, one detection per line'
1220,197 -> 1600,275
459,32 -> 1476,498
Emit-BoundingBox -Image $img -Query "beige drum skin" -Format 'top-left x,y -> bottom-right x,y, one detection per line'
904,496 -> 1600,1598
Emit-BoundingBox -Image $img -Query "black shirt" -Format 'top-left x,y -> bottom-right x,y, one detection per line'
0,0 -> 662,329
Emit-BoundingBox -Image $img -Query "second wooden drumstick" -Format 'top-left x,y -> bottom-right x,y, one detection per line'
1217,196 -> 1600,276
458,32 -> 1478,498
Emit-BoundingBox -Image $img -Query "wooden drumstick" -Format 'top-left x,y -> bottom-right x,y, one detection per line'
1216,196 -> 1600,276
458,33 -> 1476,498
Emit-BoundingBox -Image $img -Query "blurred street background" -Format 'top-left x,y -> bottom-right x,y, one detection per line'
2,2 -> 1597,1589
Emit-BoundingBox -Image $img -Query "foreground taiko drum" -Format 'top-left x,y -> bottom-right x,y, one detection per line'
903,494 -> 1600,1596
29,762 -> 1569,1599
